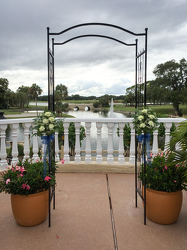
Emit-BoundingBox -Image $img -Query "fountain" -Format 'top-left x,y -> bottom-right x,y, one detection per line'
109,98 -> 114,118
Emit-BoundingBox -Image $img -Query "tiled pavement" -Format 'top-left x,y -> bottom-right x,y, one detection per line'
1,173 -> 187,250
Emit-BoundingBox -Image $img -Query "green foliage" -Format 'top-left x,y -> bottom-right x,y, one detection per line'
167,120 -> 187,165
93,101 -> 100,108
98,95 -> 110,107
139,152 -> 187,192
0,159 -> 56,195
0,78 -> 9,108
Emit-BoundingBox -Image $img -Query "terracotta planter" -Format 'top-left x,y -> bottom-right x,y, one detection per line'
11,190 -> 49,226
143,188 -> 183,225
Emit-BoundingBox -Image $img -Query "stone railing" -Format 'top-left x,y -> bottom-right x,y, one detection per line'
0,117 -> 185,171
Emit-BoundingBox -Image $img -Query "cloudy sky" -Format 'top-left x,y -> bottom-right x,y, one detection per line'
0,0 -> 187,97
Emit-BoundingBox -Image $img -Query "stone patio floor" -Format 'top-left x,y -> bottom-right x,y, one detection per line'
1,173 -> 187,250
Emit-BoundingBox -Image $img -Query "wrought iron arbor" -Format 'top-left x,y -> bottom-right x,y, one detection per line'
47,23 -> 148,226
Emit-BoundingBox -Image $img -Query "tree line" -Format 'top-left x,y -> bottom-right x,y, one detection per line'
124,58 -> 187,114
1,58 -> 186,113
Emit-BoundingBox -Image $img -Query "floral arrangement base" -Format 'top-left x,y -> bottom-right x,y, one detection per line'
144,188 -> 183,225
11,190 -> 49,227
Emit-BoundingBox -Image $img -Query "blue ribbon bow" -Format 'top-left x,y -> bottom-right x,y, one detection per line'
137,133 -> 151,164
41,134 -> 55,178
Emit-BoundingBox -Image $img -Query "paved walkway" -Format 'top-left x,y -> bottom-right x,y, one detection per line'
1,173 -> 187,250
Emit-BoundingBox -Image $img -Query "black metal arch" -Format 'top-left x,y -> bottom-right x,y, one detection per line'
47,22 -> 148,227
53,34 -> 136,46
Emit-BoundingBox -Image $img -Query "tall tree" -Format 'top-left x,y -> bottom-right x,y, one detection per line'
16,85 -> 30,108
28,84 -> 43,115
153,58 -> 187,111
55,84 -> 68,116
0,78 -> 9,108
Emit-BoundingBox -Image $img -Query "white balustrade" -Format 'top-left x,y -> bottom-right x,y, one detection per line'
152,129 -> 158,157
129,123 -> 135,164
75,122 -> 81,163
10,123 -> 19,166
118,122 -> 125,164
55,132 -> 60,162
96,122 -> 103,163
63,121 -> 70,163
23,122 -> 31,160
0,117 -> 185,171
85,122 -> 91,163
0,124 -> 8,169
107,122 -> 114,164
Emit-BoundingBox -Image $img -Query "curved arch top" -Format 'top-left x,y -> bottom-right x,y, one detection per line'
48,22 -> 148,37
53,34 -> 136,46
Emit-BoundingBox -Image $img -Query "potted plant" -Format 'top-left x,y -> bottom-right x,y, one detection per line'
0,158 -> 56,226
139,151 -> 187,224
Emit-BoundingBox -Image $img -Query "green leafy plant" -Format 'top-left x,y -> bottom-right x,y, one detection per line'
0,158 -> 56,196
167,120 -> 187,165
139,152 -> 187,192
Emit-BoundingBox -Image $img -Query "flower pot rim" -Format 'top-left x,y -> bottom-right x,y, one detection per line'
11,189 -> 48,197
146,188 -> 182,195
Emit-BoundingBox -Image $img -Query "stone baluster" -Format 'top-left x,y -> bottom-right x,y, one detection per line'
96,122 -> 103,163
32,129 -> 39,162
107,122 -> 114,164
0,124 -> 8,170
55,131 -> 60,161
129,123 -> 135,164
63,122 -> 70,163
23,122 -> 31,160
85,122 -> 91,163
75,122 -> 81,163
10,123 -> 19,166
152,129 -> 158,157
118,122 -> 125,164
164,122 -> 172,151
174,123 -> 180,151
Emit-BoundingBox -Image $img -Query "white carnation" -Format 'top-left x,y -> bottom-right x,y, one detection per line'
148,115 -> 155,119
140,123 -> 146,128
138,115 -> 144,121
148,121 -> 154,127
45,112 -> 52,117
141,109 -> 148,114
49,117 -> 55,122
43,118 -> 49,124
49,124 -> 54,130
39,126 -> 45,132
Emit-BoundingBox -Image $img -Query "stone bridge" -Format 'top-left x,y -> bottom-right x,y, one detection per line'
68,103 -> 94,111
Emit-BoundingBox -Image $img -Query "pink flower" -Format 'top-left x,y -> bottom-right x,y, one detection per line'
26,185 -> 30,190
21,183 -> 27,189
174,180 -> 177,183
61,159 -> 65,164
150,153 -> 153,158
6,178 -> 10,184
164,165 -> 168,170
19,174 -> 23,177
44,176 -> 51,181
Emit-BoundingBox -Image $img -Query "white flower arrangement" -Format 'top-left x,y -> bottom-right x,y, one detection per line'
32,110 -> 59,137
132,108 -> 158,135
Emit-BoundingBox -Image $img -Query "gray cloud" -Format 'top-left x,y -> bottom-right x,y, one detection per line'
0,0 -> 187,96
